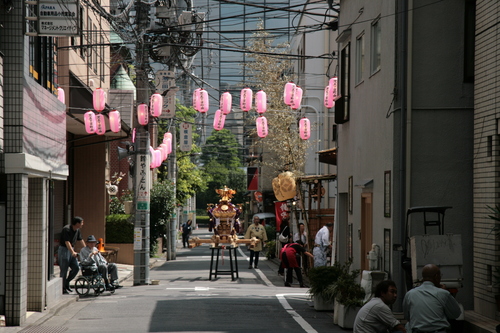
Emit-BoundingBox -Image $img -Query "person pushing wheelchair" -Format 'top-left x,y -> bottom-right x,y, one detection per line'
80,235 -> 122,291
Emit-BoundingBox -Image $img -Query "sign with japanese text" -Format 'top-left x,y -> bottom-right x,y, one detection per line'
38,0 -> 79,36
179,122 -> 192,152
136,154 -> 150,211
274,201 -> 290,231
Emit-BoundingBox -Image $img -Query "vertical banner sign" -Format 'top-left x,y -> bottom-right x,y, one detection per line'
247,167 -> 259,191
274,201 -> 290,232
38,0 -> 79,37
179,122 -> 192,152
136,154 -> 150,210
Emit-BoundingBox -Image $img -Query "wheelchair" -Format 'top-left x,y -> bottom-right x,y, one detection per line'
74,264 -> 115,296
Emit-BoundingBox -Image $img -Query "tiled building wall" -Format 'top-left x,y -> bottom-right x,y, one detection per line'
0,52 -> 4,150
473,0 -> 500,319
5,174 -> 28,326
27,178 -> 47,311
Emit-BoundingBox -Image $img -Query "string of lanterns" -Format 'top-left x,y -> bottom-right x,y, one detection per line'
192,78 -> 338,141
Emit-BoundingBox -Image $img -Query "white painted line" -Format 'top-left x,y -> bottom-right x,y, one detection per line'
237,247 -> 274,286
277,293 -> 317,333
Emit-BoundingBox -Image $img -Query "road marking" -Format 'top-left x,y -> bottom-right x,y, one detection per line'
237,247 -> 274,287
277,293 -> 317,333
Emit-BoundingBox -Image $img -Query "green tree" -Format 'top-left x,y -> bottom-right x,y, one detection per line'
197,129 -> 246,207
149,180 -> 176,255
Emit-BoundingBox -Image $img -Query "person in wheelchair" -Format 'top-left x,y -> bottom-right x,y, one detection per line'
79,235 -> 122,290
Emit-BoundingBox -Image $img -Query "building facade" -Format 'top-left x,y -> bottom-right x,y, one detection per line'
335,0 -> 474,311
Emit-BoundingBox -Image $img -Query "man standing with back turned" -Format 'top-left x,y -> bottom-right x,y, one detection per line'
403,264 -> 461,333
313,222 -> 333,267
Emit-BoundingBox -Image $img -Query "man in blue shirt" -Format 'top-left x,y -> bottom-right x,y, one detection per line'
403,264 -> 461,333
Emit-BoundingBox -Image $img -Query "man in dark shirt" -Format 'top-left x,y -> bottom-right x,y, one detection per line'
58,216 -> 85,294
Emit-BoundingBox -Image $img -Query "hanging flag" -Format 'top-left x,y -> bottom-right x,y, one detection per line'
247,167 -> 259,191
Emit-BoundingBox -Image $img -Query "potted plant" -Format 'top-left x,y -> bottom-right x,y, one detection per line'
307,263 -> 343,311
326,260 -> 365,328
265,240 -> 276,259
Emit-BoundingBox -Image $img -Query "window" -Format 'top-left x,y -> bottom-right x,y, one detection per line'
355,33 -> 364,84
371,17 -> 381,74
335,43 -> 350,124
28,36 -> 56,92
464,0 -> 475,82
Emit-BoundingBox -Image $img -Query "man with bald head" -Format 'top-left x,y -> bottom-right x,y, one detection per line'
403,264 -> 461,333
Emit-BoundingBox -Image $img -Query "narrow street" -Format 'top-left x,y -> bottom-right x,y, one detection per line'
14,229 -> 347,333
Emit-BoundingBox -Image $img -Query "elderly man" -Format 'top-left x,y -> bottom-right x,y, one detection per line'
354,280 -> 406,333
80,235 -> 122,290
403,264 -> 461,333
313,222 -> 333,267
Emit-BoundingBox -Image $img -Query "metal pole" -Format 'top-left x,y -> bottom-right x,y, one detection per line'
168,126 -> 177,260
133,0 -> 151,285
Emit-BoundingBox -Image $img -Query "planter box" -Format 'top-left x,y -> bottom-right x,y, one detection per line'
313,294 -> 334,311
337,303 -> 360,329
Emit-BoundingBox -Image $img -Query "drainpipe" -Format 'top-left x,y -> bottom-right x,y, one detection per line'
302,96 -> 322,176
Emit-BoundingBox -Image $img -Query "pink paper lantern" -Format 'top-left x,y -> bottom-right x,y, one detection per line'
299,117 -> 311,140
160,143 -> 169,160
165,138 -> 172,154
150,93 -> 163,117
192,88 -> 201,110
137,103 -> 149,126
240,88 -> 253,111
220,92 -> 232,115
57,87 -> 65,104
93,88 -> 106,112
291,86 -> 303,110
132,128 -> 136,143
149,146 -> 156,169
154,150 -> 162,168
195,89 -> 209,113
328,77 -> 338,101
324,85 -> 335,108
213,109 -> 226,131
284,82 -> 296,106
109,110 -> 121,133
256,116 -> 268,138
95,114 -> 106,135
84,111 -> 96,134
255,90 -> 267,114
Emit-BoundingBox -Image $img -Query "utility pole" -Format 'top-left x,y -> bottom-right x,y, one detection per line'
133,0 -> 151,285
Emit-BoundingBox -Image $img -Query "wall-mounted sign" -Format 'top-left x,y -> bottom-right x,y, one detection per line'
38,0 -> 79,36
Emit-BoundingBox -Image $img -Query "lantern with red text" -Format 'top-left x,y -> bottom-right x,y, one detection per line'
256,116 -> 268,138
299,117 -> 311,140
137,103 -> 149,125
192,88 -> 201,110
194,89 -> 209,113
84,111 -> 96,134
283,82 -> 296,106
95,114 -> 106,135
255,90 -> 267,114
57,87 -> 65,104
150,93 -> 163,117
240,88 -> 253,112
328,77 -> 338,102
93,88 -> 106,112
324,85 -> 334,108
213,109 -> 226,131
220,92 -> 232,115
109,110 -> 121,133
291,86 -> 303,110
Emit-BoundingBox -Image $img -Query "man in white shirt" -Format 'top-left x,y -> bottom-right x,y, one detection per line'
313,222 -> 333,267
80,235 -> 122,290
403,264 -> 461,333
354,280 -> 406,333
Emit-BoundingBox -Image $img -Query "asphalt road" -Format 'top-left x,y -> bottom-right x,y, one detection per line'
14,230 -> 348,333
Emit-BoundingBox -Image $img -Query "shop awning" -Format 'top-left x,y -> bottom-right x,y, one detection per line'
317,147 -> 337,165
